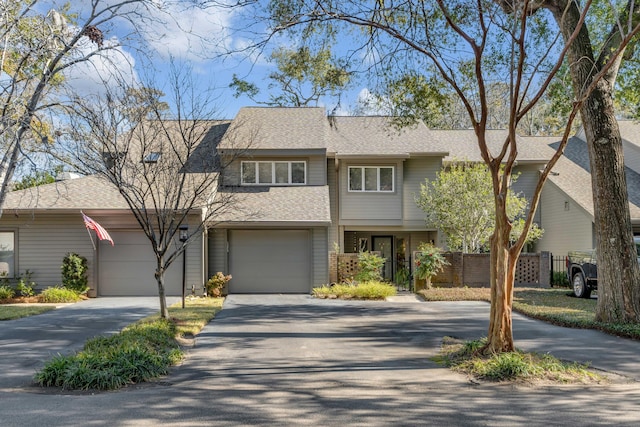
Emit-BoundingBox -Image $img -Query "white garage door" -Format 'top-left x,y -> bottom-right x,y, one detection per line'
228,230 -> 311,293
98,231 -> 182,296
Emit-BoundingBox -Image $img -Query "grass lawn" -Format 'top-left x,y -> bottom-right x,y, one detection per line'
0,305 -> 57,320
419,286 -> 640,340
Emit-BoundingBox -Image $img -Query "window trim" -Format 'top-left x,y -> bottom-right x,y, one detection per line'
0,229 -> 17,279
241,161 -> 307,185
348,166 -> 395,192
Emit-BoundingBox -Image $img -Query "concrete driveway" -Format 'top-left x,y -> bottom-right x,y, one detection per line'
3,295 -> 640,426
0,297 -> 178,389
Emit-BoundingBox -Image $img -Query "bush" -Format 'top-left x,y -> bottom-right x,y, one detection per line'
61,253 -> 89,294
39,287 -> 82,303
414,243 -> 449,286
313,281 -> 397,300
205,272 -> 232,297
356,252 -> 385,282
0,285 -> 15,299
34,318 -> 182,390
14,270 -> 36,297
551,271 -> 570,288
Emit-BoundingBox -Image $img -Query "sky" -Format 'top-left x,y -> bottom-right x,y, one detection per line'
59,0 -> 371,119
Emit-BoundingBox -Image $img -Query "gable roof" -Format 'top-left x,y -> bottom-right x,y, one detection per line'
546,136 -> 640,219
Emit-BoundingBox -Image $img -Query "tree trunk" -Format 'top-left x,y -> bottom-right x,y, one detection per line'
485,198 -> 517,353
155,257 -> 169,319
582,84 -> 640,322
548,0 -> 640,323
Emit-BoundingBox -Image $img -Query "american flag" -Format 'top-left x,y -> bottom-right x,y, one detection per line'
82,212 -> 114,246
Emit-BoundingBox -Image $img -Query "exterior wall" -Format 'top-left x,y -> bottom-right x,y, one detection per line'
312,227 -> 328,285
0,211 -> 204,297
623,140 -> 640,174
402,156 -> 442,227
327,158 -> 340,250
0,213 -> 96,293
339,159 -> 404,223
512,164 -> 543,223
536,181 -> 593,255
223,155 -> 326,186
207,228 -> 228,278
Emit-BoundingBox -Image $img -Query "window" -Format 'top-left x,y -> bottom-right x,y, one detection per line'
241,161 -> 306,185
0,231 -> 15,277
143,152 -> 161,163
348,166 -> 394,192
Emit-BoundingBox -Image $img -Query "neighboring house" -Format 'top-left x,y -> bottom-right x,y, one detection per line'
2,106 -> 638,296
534,121 -> 640,256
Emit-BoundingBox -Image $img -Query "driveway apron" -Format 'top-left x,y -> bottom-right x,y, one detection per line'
0,297 -> 178,389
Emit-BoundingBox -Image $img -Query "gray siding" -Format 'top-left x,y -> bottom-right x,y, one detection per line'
512,164 -> 543,223
623,140 -> 640,174
313,227 -> 328,285
402,157 -> 442,224
224,155 -> 326,186
207,228 -> 228,276
0,214 -> 96,293
327,158 -> 339,249
340,160 -> 403,222
536,181 -> 593,255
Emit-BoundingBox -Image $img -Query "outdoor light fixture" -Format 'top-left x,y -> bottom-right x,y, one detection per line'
179,224 -> 189,242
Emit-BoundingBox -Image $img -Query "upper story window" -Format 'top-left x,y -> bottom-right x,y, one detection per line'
241,161 -> 306,185
143,152 -> 161,163
348,166 -> 394,192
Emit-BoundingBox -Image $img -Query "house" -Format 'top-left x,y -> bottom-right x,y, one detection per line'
1,107 -> 638,296
534,121 -> 640,256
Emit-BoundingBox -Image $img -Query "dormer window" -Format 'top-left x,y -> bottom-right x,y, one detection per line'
241,161 -> 306,185
144,152 -> 161,163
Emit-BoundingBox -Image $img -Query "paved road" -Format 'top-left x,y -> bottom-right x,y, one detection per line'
2,295 -> 640,426
0,297 -> 178,389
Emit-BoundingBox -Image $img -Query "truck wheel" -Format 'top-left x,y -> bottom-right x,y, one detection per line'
572,272 -> 591,298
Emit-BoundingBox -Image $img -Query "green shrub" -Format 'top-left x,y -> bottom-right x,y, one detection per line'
61,253 -> 89,294
313,281 -> 397,300
39,287 -> 82,303
0,285 -> 15,299
14,270 -> 36,297
34,318 -> 183,390
356,252 -> 385,282
551,271 -> 570,287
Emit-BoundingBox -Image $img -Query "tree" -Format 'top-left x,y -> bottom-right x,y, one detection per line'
257,0 -> 640,352
529,0 -> 640,323
0,0 -> 169,218
416,162 -> 543,253
53,65 -> 243,319
230,46 -> 351,107
12,165 -> 63,190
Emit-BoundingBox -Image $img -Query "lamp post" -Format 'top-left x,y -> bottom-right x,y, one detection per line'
179,224 -> 188,309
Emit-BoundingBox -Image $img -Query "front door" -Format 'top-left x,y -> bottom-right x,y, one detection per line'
372,236 -> 393,281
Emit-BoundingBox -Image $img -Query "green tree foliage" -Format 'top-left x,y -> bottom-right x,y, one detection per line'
416,162 -> 543,253
61,253 -> 89,295
230,46 -> 351,107
12,165 -> 63,190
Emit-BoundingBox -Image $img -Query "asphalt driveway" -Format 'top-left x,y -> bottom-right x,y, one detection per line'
3,295 -> 640,426
0,297 -> 178,389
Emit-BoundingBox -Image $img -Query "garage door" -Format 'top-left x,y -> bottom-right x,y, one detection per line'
98,231 -> 182,296
228,230 -> 311,293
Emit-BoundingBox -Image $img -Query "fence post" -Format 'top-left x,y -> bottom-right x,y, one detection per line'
539,251 -> 551,287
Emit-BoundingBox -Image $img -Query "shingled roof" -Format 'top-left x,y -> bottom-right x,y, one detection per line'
327,116 -> 447,157
218,107 -> 328,151
213,185 -> 331,225
2,175 -> 129,211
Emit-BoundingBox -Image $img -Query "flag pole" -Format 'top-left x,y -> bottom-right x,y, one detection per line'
81,211 -> 96,251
